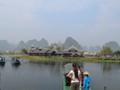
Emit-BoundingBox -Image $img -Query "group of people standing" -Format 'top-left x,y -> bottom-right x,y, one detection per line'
66,63 -> 91,90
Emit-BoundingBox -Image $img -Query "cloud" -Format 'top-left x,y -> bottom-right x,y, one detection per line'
0,0 -> 120,45
37,0 -> 93,12
0,0 -> 99,31
0,0 -> 120,28
95,0 -> 120,30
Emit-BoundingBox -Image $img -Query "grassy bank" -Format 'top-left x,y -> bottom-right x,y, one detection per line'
11,55 -> 120,63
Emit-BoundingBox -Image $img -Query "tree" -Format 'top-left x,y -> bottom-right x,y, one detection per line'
21,48 -> 28,54
49,42 -> 64,52
56,42 -> 64,52
114,50 -> 120,57
100,46 -> 113,56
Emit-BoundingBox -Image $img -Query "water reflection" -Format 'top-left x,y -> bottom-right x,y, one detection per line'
100,62 -> 120,73
11,64 -> 20,70
29,61 -> 63,76
0,58 -> 120,90
1,60 -> 64,90
0,64 -> 5,68
83,62 -> 120,90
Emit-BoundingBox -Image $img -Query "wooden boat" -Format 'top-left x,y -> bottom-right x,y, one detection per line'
11,58 -> 20,65
63,75 -> 70,90
63,63 -> 72,90
0,56 -> 5,65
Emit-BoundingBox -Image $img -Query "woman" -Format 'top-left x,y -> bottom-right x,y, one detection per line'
83,71 -> 91,90
67,63 -> 81,90
78,65 -> 83,90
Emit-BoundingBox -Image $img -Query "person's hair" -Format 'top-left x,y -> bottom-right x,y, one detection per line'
78,65 -> 80,68
72,63 -> 79,79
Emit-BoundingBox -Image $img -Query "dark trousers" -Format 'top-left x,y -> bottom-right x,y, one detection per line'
71,82 -> 80,90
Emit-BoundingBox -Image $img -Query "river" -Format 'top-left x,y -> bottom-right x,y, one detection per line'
0,56 -> 120,90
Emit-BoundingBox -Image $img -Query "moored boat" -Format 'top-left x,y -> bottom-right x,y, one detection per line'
11,58 -> 20,65
0,56 -> 5,65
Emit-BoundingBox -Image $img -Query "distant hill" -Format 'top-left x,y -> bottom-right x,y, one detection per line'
63,37 -> 82,50
83,41 -> 120,52
38,38 -> 49,48
0,39 -> 120,53
17,39 -> 49,50
83,45 -> 102,52
104,41 -> 120,52
0,40 -> 17,52
17,40 -> 26,50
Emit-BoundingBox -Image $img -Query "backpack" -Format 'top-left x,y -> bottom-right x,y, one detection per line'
64,73 -> 71,86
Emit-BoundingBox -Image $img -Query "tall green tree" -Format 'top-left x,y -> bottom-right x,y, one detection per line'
21,48 -> 28,54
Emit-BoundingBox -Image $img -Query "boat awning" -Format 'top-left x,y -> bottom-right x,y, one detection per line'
64,63 -> 72,74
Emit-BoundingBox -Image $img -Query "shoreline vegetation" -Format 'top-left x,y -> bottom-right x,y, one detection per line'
11,55 -> 120,63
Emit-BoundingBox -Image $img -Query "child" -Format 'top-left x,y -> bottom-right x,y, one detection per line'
83,71 -> 91,90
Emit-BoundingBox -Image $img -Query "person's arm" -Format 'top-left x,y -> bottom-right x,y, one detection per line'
78,70 -> 82,83
88,76 -> 91,87
80,74 -> 83,85
83,77 -> 86,88
66,73 -> 72,79
66,70 -> 75,80
78,68 -> 83,84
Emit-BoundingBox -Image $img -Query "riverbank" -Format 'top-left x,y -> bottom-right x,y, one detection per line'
11,55 -> 120,63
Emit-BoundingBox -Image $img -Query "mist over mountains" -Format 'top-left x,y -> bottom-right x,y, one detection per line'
0,37 -> 120,52
104,41 -> 120,52
17,38 -> 49,50
83,45 -> 102,52
0,40 -> 17,52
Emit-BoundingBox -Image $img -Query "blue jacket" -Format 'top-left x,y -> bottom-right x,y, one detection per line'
83,76 -> 91,88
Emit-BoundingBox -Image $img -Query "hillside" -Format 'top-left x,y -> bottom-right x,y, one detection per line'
104,41 -> 120,52
63,37 -> 82,50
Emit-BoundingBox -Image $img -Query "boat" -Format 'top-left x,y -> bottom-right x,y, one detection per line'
63,75 -> 70,90
63,63 -> 72,90
11,58 -> 20,65
0,56 -> 5,66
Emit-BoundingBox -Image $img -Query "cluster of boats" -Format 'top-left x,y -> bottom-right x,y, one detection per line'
0,56 -> 21,66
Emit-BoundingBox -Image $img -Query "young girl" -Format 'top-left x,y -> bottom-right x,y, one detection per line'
66,63 -> 81,90
83,71 -> 91,90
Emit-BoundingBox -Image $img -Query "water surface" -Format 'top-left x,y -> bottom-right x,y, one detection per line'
0,57 -> 120,90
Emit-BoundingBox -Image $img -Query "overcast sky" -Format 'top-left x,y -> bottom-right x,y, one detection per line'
0,0 -> 120,46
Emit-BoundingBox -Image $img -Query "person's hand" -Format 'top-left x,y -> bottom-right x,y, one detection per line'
81,83 -> 83,86
72,78 -> 75,81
